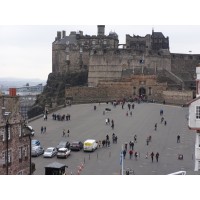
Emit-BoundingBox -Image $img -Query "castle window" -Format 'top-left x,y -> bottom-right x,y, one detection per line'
149,87 -> 152,95
133,87 -> 136,95
92,40 -> 96,45
103,40 -> 107,45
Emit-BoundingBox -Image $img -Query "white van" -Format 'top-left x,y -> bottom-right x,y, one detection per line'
83,139 -> 98,152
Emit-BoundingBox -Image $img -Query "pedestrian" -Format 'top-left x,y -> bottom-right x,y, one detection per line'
125,143 -> 128,151
44,126 -> 46,133
129,150 -> 133,159
112,133 -> 115,143
151,152 -> 154,162
154,123 -> 157,131
146,137 -> 149,146
156,152 -> 159,162
134,151 -> 138,160
177,135 -> 180,143
130,111 -> 132,116
98,140 -> 101,148
62,129 -> 66,137
148,135 -> 152,142
134,134 -> 137,143
123,149 -> 126,159
41,126 -> 43,134
130,141 -> 134,150
67,129 -> 70,137
105,118 -> 108,125
164,121 -> 167,126
115,136 -> 118,143
145,152 -> 148,159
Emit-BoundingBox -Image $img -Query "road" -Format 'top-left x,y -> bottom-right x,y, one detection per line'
30,102 -> 195,175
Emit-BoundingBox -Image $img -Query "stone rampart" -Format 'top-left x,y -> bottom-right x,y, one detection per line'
162,90 -> 193,105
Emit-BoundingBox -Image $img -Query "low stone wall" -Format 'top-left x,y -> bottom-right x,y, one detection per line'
66,83 -> 133,103
162,90 -> 193,105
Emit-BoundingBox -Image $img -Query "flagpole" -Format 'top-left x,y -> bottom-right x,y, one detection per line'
121,145 -> 124,175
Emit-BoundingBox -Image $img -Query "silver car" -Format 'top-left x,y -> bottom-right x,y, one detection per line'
43,147 -> 57,158
31,146 -> 44,157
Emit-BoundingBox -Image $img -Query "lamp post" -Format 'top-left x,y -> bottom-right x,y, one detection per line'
5,120 -> 9,175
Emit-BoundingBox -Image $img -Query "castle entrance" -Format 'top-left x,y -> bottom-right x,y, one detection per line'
139,87 -> 146,96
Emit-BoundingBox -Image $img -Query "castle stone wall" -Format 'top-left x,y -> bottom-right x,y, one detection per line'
163,90 -> 193,105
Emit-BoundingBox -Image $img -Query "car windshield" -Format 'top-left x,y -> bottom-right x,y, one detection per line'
32,140 -> 38,145
46,149 -> 53,152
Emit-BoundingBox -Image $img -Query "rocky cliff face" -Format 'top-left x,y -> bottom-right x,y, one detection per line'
28,71 -> 88,118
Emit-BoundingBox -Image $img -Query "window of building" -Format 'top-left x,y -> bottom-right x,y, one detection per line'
19,147 -> 23,161
2,126 -> 11,141
19,124 -> 22,137
2,152 -> 6,165
196,106 -> 200,119
8,150 -> 11,163
92,40 -> 96,45
24,145 -> 28,158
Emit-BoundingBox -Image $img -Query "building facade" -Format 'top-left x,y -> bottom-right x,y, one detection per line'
50,25 -> 200,104
0,96 -> 32,175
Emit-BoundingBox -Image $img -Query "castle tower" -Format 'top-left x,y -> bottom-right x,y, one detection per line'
97,25 -> 105,36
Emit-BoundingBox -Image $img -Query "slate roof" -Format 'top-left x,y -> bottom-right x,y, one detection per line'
152,32 -> 165,38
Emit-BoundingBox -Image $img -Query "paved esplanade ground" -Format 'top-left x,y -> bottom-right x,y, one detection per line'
30,102 -> 195,175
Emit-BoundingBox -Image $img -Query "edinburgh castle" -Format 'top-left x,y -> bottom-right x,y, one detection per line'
31,25 -> 200,117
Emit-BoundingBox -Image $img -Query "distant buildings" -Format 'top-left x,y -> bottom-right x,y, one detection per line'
3,84 -> 44,120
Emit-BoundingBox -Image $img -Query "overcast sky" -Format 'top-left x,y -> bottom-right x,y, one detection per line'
1,25 -> 200,81
0,0 -> 200,81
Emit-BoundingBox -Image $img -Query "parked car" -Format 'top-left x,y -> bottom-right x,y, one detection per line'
83,139 -> 98,152
70,141 -> 83,151
43,147 -> 57,158
56,141 -> 70,151
27,125 -> 35,136
31,146 -> 44,157
57,148 -> 71,158
31,139 -> 40,147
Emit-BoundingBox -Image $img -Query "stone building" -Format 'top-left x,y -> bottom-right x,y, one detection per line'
50,25 -> 200,105
0,96 -> 32,175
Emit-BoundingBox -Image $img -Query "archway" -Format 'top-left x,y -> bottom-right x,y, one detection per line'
139,87 -> 146,96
